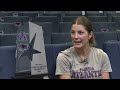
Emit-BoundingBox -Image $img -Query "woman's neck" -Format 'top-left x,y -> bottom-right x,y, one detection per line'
75,45 -> 91,60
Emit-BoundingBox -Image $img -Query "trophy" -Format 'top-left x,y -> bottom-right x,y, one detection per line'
15,22 -> 48,79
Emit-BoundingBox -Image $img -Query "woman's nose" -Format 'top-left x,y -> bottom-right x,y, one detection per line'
74,33 -> 79,38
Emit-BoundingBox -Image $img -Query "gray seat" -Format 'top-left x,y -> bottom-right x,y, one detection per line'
62,16 -> 77,22
18,12 -> 39,17
105,11 -> 120,16
112,16 -> 120,22
0,16 -> 30,23
33,22 -> 54,33
0,34 -> 17,46
59,22 -> 72,33
0,23 -> 18,34
103,41 -> 120,79
0,46 -> 16,79
94,32 -> 118,49
92,22 -> 118,32
86,11 -> 104,16
30,16 -> 59,32
0,12 -> 13,17
65,11 -> 82,16
51,33 -> 71,44
30,16 -> 59,22
43,11 -> 64,16
88,16 -> 108,22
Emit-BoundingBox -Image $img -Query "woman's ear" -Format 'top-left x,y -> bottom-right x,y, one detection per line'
89,31 -> 93,39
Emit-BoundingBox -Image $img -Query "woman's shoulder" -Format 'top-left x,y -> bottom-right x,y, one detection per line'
56,46 -> 74,63
91,47 -> 107,56
57,46 -> 74,58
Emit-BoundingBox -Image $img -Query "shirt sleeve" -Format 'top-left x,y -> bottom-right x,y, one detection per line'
101,52 -> 112,72
55,52 -> 72,75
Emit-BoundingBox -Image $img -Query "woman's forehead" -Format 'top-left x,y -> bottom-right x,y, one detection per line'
71,24 -> 86,30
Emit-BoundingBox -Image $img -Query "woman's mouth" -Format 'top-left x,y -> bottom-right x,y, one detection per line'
74,41 -> 82,44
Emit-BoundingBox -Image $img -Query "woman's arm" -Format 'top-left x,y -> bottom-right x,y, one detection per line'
59,74 -> 71,79
101,72 -> 110,79
101,51 -> 112,79
56,52 -> 72,79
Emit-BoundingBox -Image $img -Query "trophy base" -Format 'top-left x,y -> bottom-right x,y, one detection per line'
12,70 -> 48,79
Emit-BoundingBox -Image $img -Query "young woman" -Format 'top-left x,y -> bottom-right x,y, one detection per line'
55,16 -> 112,79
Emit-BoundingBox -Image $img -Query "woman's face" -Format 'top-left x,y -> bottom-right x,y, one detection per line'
71,24 -> 92,49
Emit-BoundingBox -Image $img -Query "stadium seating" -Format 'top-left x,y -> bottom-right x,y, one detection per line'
59,22 -> 72,33
86,11 -> 104,16
64,11 -> 82,16
0,23 -> 18,34
92,22 -> 119,32
51,33 -> 71,44
0,34 -> 17,46
30,16 -> 59,32
0,12 -> 13,17
103,41 -> 120,79
0,46 -> 16,79
18,12 -> 39,17
0,43 -> 72,79
0,16 -> 30,23
94,32 -> 118,49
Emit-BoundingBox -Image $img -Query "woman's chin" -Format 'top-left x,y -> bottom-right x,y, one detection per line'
74,44 -> 82,49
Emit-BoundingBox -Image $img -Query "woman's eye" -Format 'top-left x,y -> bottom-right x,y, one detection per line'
71,31 -> 75,34
78,31 -> 83,34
